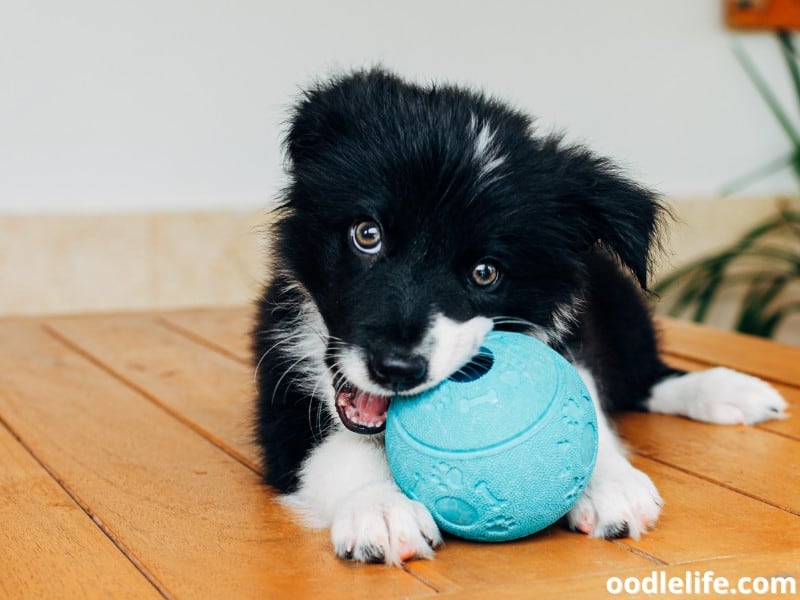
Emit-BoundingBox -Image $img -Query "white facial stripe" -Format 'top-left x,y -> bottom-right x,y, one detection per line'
335,313 -> 493,400
422,314 -> 493,390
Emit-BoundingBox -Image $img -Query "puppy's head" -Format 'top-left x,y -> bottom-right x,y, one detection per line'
274,69 -> 663,434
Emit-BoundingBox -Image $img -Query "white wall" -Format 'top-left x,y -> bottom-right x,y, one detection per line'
1,0 -> 797,214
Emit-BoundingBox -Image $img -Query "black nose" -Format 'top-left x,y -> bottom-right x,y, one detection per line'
368,351 -> 428,391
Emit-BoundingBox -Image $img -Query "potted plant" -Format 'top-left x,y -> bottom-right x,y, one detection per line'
655,32 -> 800,340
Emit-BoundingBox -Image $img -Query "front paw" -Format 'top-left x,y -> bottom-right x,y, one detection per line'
649,367 -> 788,425
330,482 -> 442,565
567,461 -> 662,540
686,367 -> 788,425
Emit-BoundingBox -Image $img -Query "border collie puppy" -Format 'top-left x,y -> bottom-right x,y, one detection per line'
252,69 -> 787,565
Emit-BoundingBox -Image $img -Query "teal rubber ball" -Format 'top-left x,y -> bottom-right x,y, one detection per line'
385,331 -> 598,542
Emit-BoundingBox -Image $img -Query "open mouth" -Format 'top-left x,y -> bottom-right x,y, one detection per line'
335,382 -> 391,434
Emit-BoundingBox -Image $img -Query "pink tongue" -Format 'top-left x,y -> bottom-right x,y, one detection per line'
353,390 -> 390,420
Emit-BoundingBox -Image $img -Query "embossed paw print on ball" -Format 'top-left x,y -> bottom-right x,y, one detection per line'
385,331 -> 598,542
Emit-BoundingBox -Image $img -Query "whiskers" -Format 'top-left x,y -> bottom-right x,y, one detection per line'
254,316 -> 351,444
253,328 -> 315,385
490,315 -> 537,333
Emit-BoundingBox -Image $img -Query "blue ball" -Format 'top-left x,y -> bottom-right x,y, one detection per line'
385,331 -> 598,542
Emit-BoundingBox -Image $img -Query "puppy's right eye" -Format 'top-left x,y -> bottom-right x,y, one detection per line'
470,261 -> 501,288
351,220 -> 383,254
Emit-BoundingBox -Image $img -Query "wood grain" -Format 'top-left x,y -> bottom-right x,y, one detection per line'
162,307 -> 253,363
0,321 -> 432,598
406,525 -> 653,594
438,549 -> 800,599
658,317 -> 800,388
47,313 -> 260,471
618,413 -> 800,515
0,423 -> 160,599
2,310 -> 799,598
616,457 -> 800,561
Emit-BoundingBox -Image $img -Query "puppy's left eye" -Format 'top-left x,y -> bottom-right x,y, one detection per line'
470,261 -> 501,288
351,220 -> 383,254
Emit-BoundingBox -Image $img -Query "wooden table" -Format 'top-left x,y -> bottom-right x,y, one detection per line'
1,309 -> 798,598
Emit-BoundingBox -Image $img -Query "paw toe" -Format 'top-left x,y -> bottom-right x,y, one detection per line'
602,521 -> 630,539
331,487 -> 441,565
568,464 -> 662,541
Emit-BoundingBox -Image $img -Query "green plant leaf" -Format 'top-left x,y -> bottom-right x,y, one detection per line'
722,153 -> 794,196
654,244 -> 800,298
734,273 -> 792,335
733,41 -> 800,147
743,298 -> 800,338
666,270 -> 718,317
778,32 -> 800,118
654,202 -> 800,334
735,210 -> 799,247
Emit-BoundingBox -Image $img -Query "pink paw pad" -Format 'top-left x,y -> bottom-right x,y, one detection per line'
397,540 -> 417,562
574,513 -> 596,534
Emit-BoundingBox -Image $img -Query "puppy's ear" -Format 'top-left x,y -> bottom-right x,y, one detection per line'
558,143 -> 664,290
285,70 -> 394,167
284,86 -> 342,167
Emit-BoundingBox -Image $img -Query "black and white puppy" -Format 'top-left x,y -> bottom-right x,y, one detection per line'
252,69 -> 787,565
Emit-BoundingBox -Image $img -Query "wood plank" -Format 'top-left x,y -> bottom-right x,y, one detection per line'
0,321 -> 433,598
438,549 -> 800,599
0,423 -> 160,599
662,353 -> 712,373
616,457 -> 800,561
405,525 -> 654,594
161,306 -> 252,363
617,412 -> 800,515
46,314 -> 260,472
658,317 -> 800,388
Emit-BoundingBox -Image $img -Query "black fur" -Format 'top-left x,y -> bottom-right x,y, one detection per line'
557,249 -> 683,414
252,283 -> 333,492
252,68 -> 679,493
